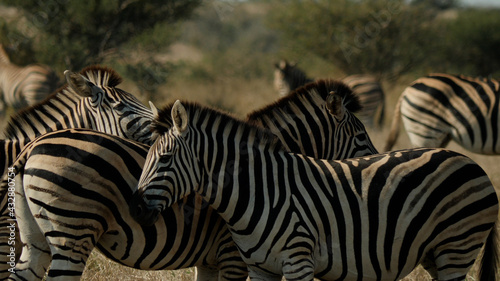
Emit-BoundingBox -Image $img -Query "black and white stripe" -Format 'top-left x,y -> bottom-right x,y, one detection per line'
7,128 -> 245,280
247,79 -> 378,159
134,101 -> 499,281
0,45 -> 59,115
342,74 -> 385,128
273,60 -> 385,128
385,73 -> 500,153
0,65 -> 154,279
7,82 -> 380,280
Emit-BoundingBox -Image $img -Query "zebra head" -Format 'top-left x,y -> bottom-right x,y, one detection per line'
131,100 -> 201,226
65,66 -> 155,145
325,85 -> 379,158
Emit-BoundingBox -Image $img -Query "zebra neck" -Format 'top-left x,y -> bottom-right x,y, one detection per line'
198,134 -> 289,229
5,89 -> 83,142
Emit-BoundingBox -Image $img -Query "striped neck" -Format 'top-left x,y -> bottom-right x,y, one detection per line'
4,87 -> 84,141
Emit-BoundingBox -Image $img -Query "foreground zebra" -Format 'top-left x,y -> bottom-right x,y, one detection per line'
0,44 -> 59,116
7,128 -> 245,280
0,65 -> 154,279
273,60 -> 385,128
6,80 -> 378,280
385,73 -> 500,153
133,100 -> 499,281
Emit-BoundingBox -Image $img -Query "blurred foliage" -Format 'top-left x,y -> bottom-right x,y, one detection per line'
267,0 -> 500,79
439,9 -> 500,76
0,0 -> 201,72
178,1 -> 279,80
267,0 -> 441,79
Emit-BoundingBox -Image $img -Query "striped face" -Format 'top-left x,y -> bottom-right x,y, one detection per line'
65,70 -> 155,145
137,124 -> 200,216
81,85 -> 155,145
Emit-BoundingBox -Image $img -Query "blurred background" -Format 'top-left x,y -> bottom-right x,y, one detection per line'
1,0 -> 500,280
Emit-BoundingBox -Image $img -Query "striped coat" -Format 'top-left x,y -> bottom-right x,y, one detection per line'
134,101 -> 499,281
385,73 -> 500,153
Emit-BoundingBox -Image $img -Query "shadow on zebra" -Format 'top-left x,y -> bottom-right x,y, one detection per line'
4,80 -> 379,280
0,65 -> 155,279
133,100 -> 500,281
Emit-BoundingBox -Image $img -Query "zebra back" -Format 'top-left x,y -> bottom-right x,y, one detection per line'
7,128 -> 246,280
385,73 -> 500,154
247,79 -> 378,159
135,101 -> 499,280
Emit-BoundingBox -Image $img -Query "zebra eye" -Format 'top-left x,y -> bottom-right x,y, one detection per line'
159,155 -> 170,164
159,152 -> 174,164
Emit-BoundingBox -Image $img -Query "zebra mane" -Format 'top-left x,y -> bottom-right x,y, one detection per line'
3,65 -> 121,139
247,79 -> 362,120
153,101 -> 285,151
80,65 -> 123,87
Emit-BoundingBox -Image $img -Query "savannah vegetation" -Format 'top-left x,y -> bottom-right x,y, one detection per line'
0,0 -> 499,280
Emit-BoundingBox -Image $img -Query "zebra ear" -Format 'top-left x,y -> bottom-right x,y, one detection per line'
171,100 -> 188,134
149,101 -> 159,118
65,70 -> 100,98
326,91 -> 345,121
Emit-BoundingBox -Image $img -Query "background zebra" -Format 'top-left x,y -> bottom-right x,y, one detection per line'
0,44 -> 60,117
342,74 -> 385,128
7,80 -> 379,280
133,100 -> 499,281
273,59 -> 313,97
385,73 -> 500,153
0,65 -> 154,279
273,59 -> 385,128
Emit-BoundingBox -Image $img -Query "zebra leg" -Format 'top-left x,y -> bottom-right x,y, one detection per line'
9,179 -> 51,280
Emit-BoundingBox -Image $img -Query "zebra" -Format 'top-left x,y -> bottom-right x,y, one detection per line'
273,59 -> 313,97
247,79 -> 378,159
132,100 -> 499,281
385,73 -> 500,153
0,44 -> 60,116
273,60 -> 385,128
0,65 -> 155,279
342,74 -> 385,128
5,80 -> 379,280
6,128 -> 246,281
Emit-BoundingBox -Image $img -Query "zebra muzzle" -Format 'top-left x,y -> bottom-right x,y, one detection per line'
129,191 -> 161,226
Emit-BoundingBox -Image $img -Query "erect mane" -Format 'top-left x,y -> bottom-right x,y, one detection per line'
153,101 -> 285,151
247,79 -> 362,120
3,65 -> 121,139
80,65 -> 123,87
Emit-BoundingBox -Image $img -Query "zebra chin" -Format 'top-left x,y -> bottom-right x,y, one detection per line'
129,190 -> 162,226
